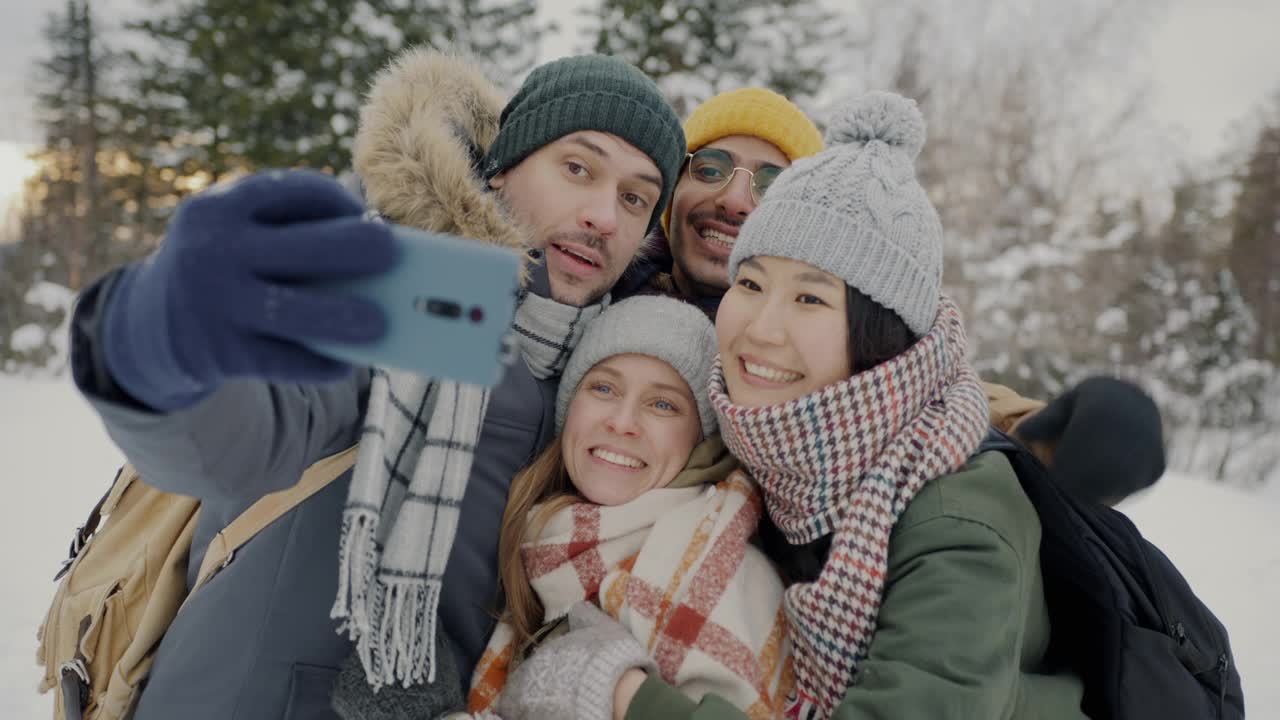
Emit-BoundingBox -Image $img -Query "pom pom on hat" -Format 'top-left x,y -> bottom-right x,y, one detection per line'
824,90 -> 926,160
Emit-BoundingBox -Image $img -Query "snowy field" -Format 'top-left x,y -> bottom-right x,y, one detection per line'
1,374 -> 1276,718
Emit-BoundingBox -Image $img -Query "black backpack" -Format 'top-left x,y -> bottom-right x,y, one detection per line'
980,429 -> 1245,719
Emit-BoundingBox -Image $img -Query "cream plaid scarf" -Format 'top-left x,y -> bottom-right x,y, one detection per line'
333,289 -> 606,690
710,297 -> 989,719
469,474 -> 793,718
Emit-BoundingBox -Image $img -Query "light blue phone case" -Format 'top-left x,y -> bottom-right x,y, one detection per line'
307,224 -> 521,387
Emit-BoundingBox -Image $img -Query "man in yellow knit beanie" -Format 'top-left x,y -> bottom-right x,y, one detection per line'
616,87 -> 823,312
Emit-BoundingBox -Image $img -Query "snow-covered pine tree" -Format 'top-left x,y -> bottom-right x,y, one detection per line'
127,0 -> 543,177
585,0 -> 835,117
1228,93 -> 1280,362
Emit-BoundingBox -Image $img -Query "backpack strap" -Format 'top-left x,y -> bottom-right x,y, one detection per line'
187,445 -> 359,599
54,465 -> 138,582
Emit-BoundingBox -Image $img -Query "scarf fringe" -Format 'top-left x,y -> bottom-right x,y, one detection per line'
364,579 -> 442,689
332,508 -> 379,632
333,506 -> 444,690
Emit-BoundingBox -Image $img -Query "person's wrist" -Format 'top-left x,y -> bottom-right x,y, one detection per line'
102,262 -> 212,411
612,668 -> 647,720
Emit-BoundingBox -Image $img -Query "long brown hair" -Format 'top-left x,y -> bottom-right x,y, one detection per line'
497,436 -> 581,657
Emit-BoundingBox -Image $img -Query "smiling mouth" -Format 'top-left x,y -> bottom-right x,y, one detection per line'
590,448 -> 646,469
698,227 -> 736,250
741,358 -> 803,384
551,243 -> 600,268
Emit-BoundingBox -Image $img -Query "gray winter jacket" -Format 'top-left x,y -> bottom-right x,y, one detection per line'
68,52 -> 559,720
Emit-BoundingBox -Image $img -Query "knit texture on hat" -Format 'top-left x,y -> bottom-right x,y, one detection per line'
481,54 -> 685,231
728,91 -> 943,336
556,296 -> 717,437
684,86 -> 823,162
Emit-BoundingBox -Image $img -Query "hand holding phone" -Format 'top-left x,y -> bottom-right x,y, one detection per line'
306,224 -> 521,387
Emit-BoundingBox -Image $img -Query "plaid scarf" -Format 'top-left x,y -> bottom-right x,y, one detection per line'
710,296 -> 989,719
333,289 -> 606,690
469,474 -> 794,718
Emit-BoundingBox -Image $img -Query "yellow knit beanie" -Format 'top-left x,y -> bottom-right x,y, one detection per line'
664,88 -> 823,233
684,87 -> 823,160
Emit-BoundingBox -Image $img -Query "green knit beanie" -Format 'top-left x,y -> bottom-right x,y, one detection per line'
482,54 -> 685,231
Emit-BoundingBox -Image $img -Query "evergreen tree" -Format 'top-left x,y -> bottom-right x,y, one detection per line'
1117,174 -> 1258,421
587,0 -> 835,117
127,0 -> 542,178
30,0 -> 105,291
1228,97 -> 1280,361
4,0 -> 179,368
1,0 -> 101,367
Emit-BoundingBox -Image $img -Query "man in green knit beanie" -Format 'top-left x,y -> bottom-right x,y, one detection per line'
483,53 -> 685,306
321,49 -> 686,720
59,46 -> 684,720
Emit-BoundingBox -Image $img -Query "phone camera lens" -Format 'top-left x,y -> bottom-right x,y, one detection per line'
421,298 -> 462,319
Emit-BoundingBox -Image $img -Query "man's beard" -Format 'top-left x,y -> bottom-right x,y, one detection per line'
672,208 -> 740,296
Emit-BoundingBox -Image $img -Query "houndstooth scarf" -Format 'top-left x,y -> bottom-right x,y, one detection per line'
333,288 -> 607,690
710,296 -> 989,719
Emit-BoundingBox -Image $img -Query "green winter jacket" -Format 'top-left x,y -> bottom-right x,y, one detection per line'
624,451 -> 1088,720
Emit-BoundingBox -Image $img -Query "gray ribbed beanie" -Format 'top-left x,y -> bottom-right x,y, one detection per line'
727,91 -> 943,336
482,54 -> 686,232
555,296 -> 717,437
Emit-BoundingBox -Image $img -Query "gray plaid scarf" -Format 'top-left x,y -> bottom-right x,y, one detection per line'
333,288 -> 607,690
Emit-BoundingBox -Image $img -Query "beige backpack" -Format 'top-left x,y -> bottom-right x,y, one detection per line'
36,446 -> 357,719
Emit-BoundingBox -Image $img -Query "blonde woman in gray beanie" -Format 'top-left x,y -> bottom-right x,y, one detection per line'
466,295 -> 796,720
501,93 -> 1091,720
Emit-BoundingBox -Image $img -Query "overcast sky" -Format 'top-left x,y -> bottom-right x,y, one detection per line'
1,0 -> 1277,161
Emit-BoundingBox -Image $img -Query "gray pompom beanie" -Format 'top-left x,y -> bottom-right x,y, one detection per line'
727,91 -> 943,336
555,296 -> 717,437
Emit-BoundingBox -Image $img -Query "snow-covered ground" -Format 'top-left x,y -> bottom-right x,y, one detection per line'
2,374 -> 1276,718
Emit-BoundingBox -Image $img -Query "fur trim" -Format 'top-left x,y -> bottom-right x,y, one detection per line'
354,47 -> 530,264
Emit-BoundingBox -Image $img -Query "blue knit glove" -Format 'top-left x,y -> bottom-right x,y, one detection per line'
103,170 -> 397,411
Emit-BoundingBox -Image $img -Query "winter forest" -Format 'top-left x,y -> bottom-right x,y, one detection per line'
1,1 -> 1279,718
5,0 -> 1276,487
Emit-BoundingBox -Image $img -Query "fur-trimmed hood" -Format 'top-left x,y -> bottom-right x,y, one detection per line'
353,48 -> 527,258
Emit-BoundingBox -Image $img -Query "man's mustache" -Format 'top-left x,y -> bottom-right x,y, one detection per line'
686,209 -> 743,228
545,230 -> 611,267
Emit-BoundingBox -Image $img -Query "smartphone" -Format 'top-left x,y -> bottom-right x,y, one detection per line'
307,224 -> 521,387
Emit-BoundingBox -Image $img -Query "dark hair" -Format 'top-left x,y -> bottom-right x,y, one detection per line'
846,284 -> 919,374
760,284 -> 922,584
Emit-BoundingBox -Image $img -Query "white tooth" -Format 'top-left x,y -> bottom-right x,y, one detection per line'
561,246 -> 597,266
744,361 -> 802,383
698,228 -> 735,248
591,448 -> 644,468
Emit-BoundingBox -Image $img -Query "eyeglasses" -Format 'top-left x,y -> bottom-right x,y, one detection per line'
685,148 -> 783,205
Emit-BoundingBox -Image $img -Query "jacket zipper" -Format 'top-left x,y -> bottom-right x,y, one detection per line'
1216,654 -> 1229,717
